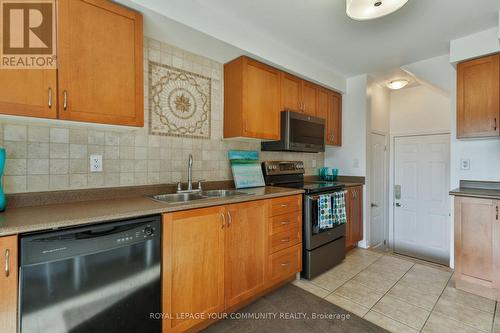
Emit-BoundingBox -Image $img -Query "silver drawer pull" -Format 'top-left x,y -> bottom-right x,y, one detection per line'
280,204 -> 288,208
63,90 -> 68,110
280,221 -> 290,225
281,237 -> 290,243
281,261 -> 290,267
5,249 -> 9,277
48,87 -> 52,108
219,212 -> 226,229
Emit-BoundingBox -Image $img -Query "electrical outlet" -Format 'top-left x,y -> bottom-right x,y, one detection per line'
460,158 -> 470,170
90,155 -> 103,172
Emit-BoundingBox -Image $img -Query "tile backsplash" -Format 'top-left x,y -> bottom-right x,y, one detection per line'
0,38 -> 323,193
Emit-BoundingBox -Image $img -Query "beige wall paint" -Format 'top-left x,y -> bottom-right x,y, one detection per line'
0,38 -> 323,193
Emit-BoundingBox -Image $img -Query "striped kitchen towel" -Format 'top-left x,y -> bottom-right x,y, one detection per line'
318,194 -> 334,229
333,191 -> 347,225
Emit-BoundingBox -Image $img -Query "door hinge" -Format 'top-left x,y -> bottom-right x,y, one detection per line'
384,145 -> 387,152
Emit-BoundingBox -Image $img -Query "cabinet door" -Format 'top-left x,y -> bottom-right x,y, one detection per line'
0,235 -> 18,333
346,186 -> 363,249
317,87 -> 329,139
0,70 -> 57,119
162,207 -> 225,333
455,197 -> 499,290
225,201 -> 268,308
243,59 -> 280,140
327,92 -> 342,146
58,0 -> 144,126
280,72 -> 302,112
301,81 -> 318,116
457,54 -> 500,138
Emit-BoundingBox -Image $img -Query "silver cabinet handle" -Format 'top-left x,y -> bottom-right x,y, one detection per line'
280,221 -> 290,225
220,212 -> 226,229
281,261 -> 290,267
496,206 -> 498,220
63,90 -> 68,110
5,249 -> 9,277
280,204 -> 288,208
227,211 -> 232,226
48,87 -> 52,108
494,118 -> 498,131
281,237 -> 290,243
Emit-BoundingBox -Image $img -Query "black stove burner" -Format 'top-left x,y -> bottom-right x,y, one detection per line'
270,181 -> 344,194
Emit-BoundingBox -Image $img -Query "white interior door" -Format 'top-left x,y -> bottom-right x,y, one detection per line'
394,134 -> 450,265
370,133 -> 386,247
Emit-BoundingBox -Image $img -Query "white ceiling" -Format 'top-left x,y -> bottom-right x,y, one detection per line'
131,0 -> 499,77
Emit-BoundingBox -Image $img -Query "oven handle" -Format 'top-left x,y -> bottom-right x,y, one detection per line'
306,190 -> 347,201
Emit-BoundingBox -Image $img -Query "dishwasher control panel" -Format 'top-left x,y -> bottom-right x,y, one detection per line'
116,224 -> 157,243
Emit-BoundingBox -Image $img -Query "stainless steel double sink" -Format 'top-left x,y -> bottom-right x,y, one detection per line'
151,190 -> 250,203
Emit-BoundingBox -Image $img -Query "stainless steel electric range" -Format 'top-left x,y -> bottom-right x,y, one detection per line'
262,161 -> 346,279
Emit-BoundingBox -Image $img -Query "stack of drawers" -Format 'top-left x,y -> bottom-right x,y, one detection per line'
267,195 -> 303,285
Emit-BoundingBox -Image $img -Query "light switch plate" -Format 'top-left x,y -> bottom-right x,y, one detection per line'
90,155 -> 103,172
460,158 -> 470,170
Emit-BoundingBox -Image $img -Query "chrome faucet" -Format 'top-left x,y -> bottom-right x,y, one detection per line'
187,154 -> 193,191
176,154 -> 204,193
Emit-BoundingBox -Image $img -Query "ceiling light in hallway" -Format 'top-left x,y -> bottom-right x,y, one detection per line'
387,79 -> 409,90
346,0 -> 408,21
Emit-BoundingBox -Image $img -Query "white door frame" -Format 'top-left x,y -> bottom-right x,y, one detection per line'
388,131 -> 451,258
369,131 -> 389,248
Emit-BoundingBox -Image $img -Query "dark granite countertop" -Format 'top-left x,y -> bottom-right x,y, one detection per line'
0,186 -> 303,237
450,180 -> 500,200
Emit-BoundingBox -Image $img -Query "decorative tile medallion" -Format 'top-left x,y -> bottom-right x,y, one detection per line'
149,61 -> 211,138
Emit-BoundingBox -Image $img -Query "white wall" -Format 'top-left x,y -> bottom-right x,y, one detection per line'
450,27 -> 500,63
390,85 -> 451,136
369,81 -> 391,134
325,75 -> 368,176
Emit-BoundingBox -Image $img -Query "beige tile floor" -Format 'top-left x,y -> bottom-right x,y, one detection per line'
293,248 -> 499,333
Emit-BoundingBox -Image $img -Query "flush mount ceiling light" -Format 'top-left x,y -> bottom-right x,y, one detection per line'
346,0 -> 408,21
387,79 -> 409,90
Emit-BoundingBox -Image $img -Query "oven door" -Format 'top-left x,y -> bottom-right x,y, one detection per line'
303,193 -> 346,250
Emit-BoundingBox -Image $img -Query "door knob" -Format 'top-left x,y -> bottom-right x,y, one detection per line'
371,203 -> 378,208
395,202 -> 401,207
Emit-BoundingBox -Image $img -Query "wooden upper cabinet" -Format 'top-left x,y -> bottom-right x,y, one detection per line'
0,235 -> 18,333
224,56 -> 280,140
317,88 -> 342,146
225,200 -> 268,308
280,72 -> 302,111
454,197 -> 500,300
346,186 -> 363,250
162,207 -> 225,333
58,0 -> 144,126
301,81 -> 318,116
328,92 -> 342,146
457,54 -> 500,138
0,70 -> 57,119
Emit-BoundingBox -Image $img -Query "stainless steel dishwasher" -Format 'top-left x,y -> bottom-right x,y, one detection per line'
19,216 -> 161,333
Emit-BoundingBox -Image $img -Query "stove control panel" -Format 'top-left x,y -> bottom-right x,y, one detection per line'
262,161 -> 305,176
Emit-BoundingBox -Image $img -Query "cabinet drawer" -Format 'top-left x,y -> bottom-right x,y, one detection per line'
268,244 -> 301,284
269,228 -> 301,254
269,195 -> 301,216
270,212 -> 301,235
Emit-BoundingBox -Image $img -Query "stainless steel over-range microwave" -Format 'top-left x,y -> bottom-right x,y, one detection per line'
261,110 -> 325,153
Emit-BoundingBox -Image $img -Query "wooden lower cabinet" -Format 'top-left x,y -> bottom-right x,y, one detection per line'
0,235 -> 18,333
162,196 -> 302,332
346,186 -> 363,250
454,196 -> 500,300
162,206 -> 226,333
225,201 -> 268,308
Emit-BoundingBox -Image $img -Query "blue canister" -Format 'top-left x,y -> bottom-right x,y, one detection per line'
0,148 -> 5,211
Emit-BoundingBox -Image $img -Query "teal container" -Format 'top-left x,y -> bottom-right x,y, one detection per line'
0,148 -> 5,212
